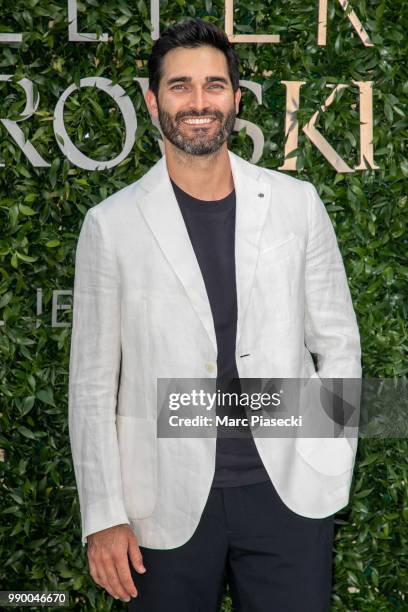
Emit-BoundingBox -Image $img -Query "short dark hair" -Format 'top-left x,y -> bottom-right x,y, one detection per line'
147,18 -> 241,97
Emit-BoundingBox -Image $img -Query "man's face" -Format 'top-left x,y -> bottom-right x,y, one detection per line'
149,45 -> 241,156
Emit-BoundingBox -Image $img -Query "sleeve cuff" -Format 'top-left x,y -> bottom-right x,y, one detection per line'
81,496 -> 130,546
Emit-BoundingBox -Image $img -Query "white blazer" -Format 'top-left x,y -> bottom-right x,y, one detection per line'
68,149 -> 362,549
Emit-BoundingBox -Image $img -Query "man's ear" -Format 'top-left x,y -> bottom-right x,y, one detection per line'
235,87 -> 242,115
145,89 -> 158,119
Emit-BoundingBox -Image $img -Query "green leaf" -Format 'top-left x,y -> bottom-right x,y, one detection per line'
18,426 -> 36,440
15,252 -> 37,262
116,15 -> 130,27
36,388 -> 55,406
400,160 -> 408,177
19,204 -> 37,216
21,397 -> 35,416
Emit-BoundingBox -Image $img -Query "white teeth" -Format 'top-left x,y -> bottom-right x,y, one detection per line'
183,118 -> 214,124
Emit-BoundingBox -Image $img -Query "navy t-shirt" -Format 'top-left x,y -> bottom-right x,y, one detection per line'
170,177 -> 270,487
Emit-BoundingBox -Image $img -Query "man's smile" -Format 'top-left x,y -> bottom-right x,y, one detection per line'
181,117 -> 217,125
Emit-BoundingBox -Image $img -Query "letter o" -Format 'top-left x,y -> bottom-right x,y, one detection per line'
53,77 -> 136,170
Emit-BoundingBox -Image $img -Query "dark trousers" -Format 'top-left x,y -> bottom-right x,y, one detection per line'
128,479 -> 335,612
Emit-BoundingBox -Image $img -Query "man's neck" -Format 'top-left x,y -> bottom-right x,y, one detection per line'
164,141 -> 234,201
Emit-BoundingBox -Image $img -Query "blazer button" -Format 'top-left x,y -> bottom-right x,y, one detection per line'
205,362 -> 216,374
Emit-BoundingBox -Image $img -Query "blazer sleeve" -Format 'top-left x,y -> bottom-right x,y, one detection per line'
68,208 -> 129,547
304,182 -> 362,380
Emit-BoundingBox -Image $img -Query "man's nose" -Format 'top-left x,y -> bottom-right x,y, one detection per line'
188,87 -> 211,112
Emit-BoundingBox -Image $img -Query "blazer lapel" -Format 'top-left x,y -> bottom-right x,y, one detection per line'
136,150 -> 271,354
228,150 -> 271,348
136,156 -> 218,351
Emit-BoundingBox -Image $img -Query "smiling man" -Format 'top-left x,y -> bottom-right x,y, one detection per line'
68,17 -> 362,612
155,59 -> 237,158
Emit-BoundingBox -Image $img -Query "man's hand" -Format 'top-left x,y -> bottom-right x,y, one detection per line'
87,524 -> 146,602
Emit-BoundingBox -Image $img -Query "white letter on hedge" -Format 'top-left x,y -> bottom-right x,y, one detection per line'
150,0 -> 160,40
53,77 -> 136,171
0,75 -> 50,167
352,81 -> 379,170
302,83 -> 354,173
68,0 -> 108,42
279,81 -> 356,173
225,0 -> 280,43
0,33 -> 22,43
234,80 -> 264,164
317,0 -> 373,47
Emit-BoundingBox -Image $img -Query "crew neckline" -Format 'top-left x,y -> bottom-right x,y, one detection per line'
170,177 -> 235,205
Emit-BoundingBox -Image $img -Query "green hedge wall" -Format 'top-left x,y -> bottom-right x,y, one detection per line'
0,1 -> 407,610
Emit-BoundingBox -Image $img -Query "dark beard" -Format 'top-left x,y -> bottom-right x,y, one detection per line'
157,106 -> 236,156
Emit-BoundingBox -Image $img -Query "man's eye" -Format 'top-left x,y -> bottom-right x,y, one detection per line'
171,84 -> 224,90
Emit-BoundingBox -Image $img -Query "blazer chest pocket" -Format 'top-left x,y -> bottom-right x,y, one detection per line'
256,233 -> 302,301
116,415 -> 157,519
259,233 -> 300,267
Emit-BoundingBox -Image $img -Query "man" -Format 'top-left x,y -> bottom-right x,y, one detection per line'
68,17 -> 361,612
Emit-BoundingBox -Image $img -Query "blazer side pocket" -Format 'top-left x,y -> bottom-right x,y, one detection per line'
295,436 -> 354,476
295,374 -> 354,476
116,415 -> 157,519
